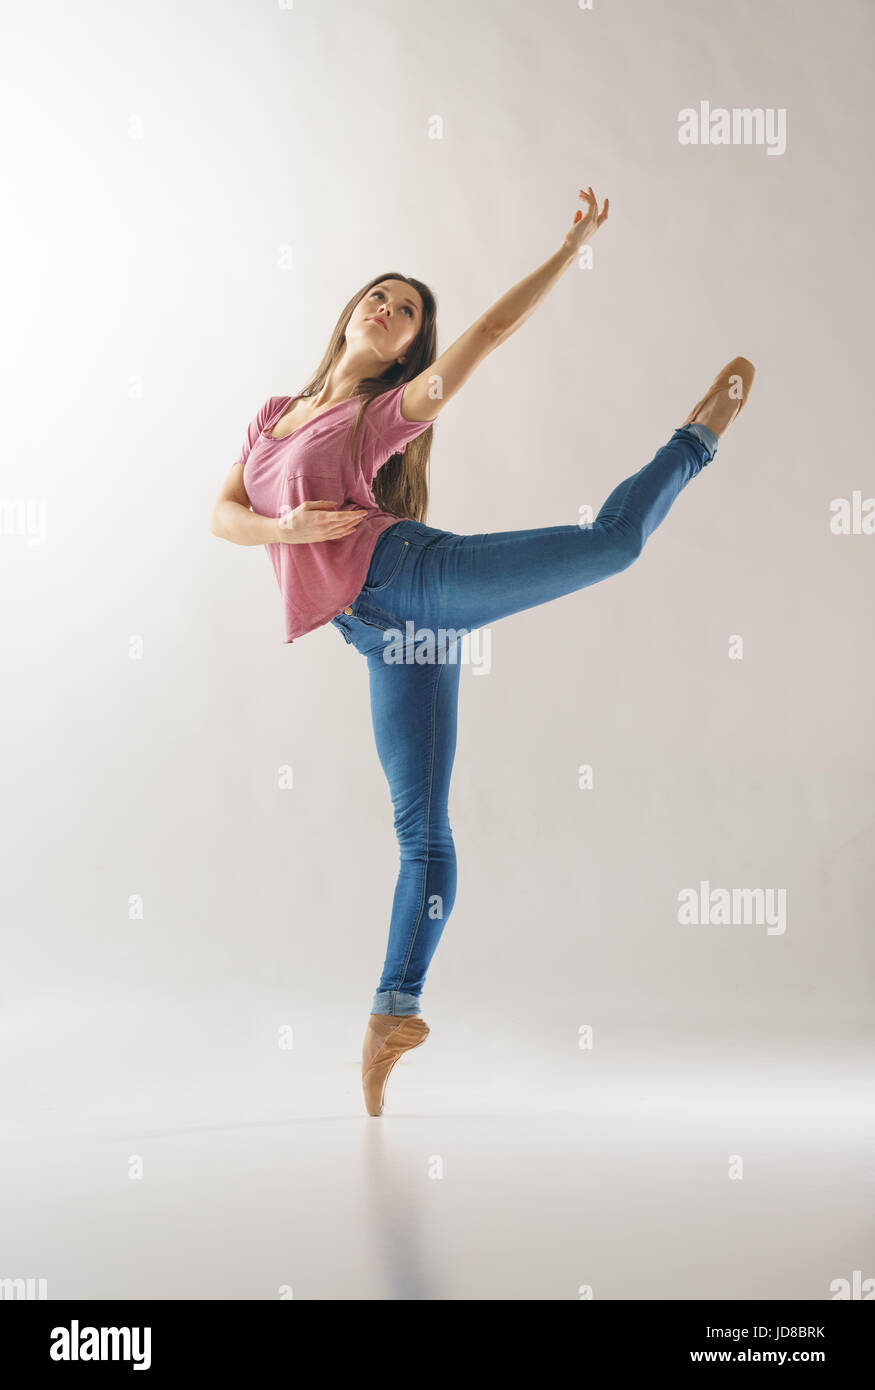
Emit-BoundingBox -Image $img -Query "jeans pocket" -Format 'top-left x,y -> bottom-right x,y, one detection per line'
361,530 -> 410,593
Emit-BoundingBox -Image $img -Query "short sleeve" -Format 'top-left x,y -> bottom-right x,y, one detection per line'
361,383 -> 433,457
237,397 -> 285,468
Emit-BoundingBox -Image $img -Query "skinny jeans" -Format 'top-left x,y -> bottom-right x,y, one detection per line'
329,422 -> 718,1015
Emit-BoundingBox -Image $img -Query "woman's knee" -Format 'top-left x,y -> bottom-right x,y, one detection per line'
396,822 -> 456,865
600,522 -> 644,570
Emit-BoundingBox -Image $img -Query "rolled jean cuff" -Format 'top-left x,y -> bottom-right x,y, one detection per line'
678,420 -> 719,462
371,989 -> 421,1017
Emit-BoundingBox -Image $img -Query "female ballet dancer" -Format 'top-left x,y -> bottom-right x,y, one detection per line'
210,186 -> 755,1117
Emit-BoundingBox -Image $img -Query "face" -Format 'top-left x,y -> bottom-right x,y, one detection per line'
348,279 -> 424,364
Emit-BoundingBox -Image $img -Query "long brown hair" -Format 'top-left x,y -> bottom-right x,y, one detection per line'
293,272 -> 438,523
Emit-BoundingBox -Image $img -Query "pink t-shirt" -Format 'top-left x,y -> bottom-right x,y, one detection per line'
239,383 -> 433,644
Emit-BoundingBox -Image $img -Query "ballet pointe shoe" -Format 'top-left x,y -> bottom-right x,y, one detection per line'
361,1012 -> 430,1117
682,356 -> 756,437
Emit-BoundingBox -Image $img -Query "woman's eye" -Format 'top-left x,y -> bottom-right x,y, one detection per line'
368,289 -> 413,318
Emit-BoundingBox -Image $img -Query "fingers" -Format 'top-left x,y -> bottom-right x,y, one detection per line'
576,186 -> 610,227
294,501 -> 369,541
301,501 -> 368,521
321,509 -> 368,539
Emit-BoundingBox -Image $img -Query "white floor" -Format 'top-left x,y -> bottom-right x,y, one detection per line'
2,1022 -> 872,1300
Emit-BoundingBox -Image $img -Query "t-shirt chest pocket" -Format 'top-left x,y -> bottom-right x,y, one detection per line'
285,418 -> 351,493
284,470 -> 348,512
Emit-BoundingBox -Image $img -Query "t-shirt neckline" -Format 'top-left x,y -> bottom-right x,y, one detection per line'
264,393 -> 360,443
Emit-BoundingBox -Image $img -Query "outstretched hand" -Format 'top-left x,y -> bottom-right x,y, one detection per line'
563,186 -> 609,254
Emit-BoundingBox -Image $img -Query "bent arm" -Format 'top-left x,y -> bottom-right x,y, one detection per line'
210,461 -> 282,545
400,241 -> 577,424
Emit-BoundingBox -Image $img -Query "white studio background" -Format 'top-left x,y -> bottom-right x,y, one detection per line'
1,0 -> 872,1300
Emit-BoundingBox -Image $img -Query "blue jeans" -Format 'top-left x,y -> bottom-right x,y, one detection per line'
330,423 -> 718,1016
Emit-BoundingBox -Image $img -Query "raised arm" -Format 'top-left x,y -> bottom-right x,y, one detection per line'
400,186 -> 609,423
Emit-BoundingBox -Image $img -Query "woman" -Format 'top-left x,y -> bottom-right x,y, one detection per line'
211,186 -> 755,1117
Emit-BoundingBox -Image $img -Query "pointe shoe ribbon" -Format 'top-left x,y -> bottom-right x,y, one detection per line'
361,1014 -> 430,1117
682,355 -> 756,430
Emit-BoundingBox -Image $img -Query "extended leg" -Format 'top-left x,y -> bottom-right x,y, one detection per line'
418,425 -> 718,636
